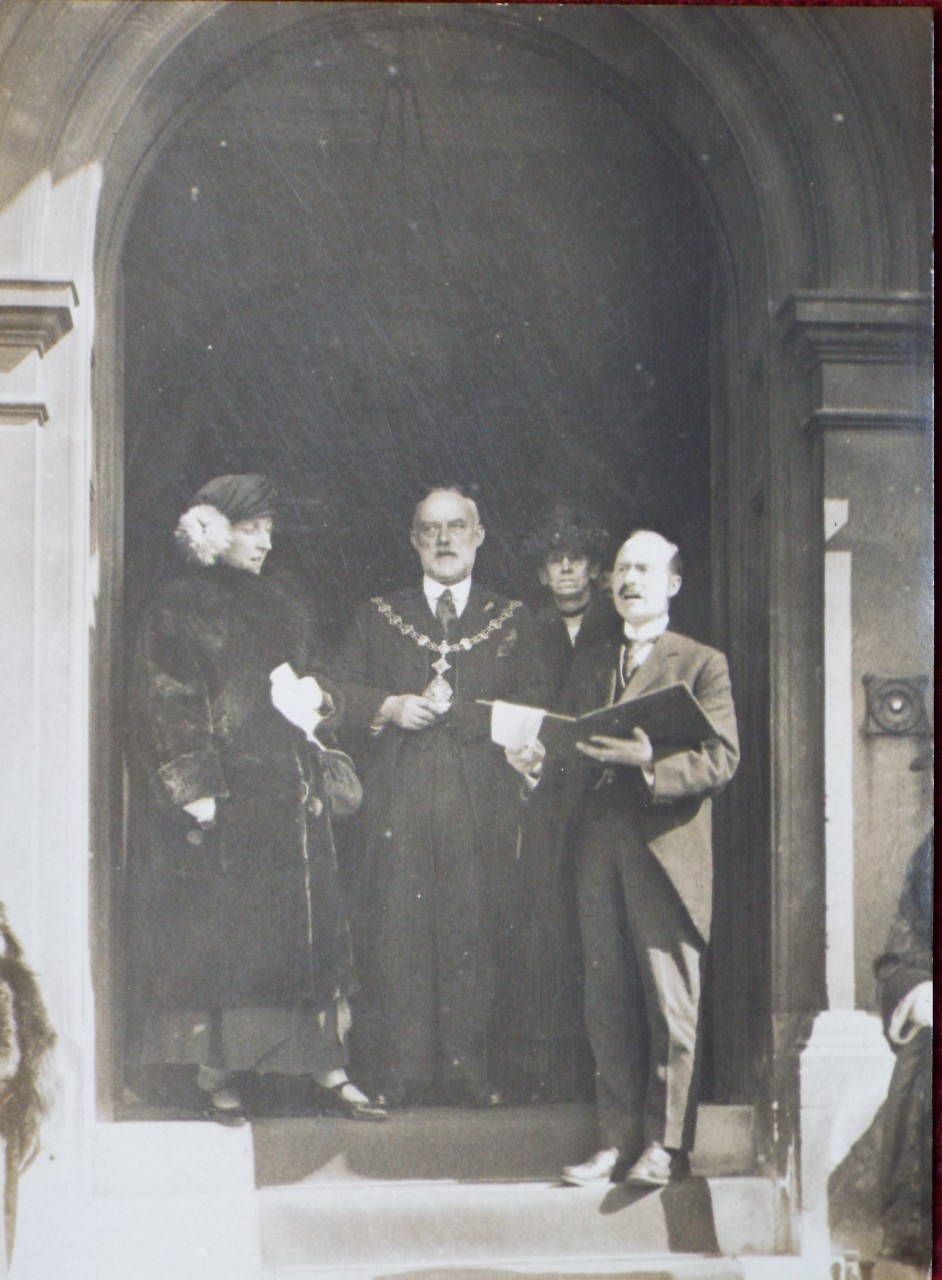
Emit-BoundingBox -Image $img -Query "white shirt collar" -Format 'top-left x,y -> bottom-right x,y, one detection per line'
622,613 -> 670,645
423,574 -> 473,617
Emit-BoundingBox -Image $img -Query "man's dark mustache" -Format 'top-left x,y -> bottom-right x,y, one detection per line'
618,587 -> 641,598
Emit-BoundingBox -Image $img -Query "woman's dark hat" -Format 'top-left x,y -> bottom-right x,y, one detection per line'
175,474 -> 277,565
524,502 -> 609,567
187,474 -> 278,524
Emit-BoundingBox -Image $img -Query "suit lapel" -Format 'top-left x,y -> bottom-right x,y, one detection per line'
393,587 -> 438,636
616,631 -> 681,703
456,582 -> 489,642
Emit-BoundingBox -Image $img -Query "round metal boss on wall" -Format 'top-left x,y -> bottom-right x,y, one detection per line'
863,675 -> 931,736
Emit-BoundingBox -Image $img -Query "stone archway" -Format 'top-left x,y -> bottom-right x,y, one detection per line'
77,1 -> 925,1125
86,1 -> 775,1123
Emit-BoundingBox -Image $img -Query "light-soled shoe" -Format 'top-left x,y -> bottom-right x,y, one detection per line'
560,1146 -> 621,1187
623,1142 -> 679,1188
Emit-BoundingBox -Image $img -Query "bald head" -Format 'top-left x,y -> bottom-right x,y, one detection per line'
611,530 -> 682,627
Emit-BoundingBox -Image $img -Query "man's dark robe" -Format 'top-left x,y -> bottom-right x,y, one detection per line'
332,583 -> 550,1094
126,565 -> 354,1043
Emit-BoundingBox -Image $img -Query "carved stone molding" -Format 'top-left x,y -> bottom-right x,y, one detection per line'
0,402 -> 49,426
0,280 -> 78,370
779,292 -> 931,435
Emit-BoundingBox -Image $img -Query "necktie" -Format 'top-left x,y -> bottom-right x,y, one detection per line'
620,640 -> 641,690
436,588 -> 457,639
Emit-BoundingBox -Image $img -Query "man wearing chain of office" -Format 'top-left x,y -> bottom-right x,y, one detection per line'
333,486 -> 550,1109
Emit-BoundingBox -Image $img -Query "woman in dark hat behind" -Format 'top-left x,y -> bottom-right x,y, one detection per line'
503,503 -> 619,1102
523,501 -> 617,697
124,474 -> 384,1123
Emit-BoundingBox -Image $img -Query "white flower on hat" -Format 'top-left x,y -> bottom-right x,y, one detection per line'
174,503 -> 233,566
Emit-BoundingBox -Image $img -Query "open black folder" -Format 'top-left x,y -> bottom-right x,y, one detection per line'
482,682 -> 719,753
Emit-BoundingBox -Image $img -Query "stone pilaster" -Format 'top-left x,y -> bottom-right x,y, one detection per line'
781,291 -> 930,1260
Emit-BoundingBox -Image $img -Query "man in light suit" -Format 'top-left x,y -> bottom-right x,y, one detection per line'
507,530 -> 739,1187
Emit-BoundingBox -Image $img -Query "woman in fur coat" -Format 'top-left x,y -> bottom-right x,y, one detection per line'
125,474 -> 384,1123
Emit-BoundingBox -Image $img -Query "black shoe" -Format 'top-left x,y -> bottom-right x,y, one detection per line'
322,1081 -> 388,1122
199,1087 -> 248,1127
440,1074 -> 504,1109
519,1074 -> 558,1104
374,1078 -> 426,1110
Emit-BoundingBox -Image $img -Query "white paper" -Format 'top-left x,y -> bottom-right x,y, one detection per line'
270,661 -> 326,741
490,700 -> 546,751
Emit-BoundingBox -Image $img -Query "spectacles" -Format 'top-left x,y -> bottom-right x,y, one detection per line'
413,519 -> 476,543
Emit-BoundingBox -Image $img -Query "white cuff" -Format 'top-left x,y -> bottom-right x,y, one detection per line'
888,980 -> 933,1045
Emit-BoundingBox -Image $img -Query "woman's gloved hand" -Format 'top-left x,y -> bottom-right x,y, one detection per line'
183,796 -> 217,827
270,662 -> 326,741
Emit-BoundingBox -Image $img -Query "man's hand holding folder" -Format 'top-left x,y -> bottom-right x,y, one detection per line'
486,681 -> 721,780
574,726 -> 654,770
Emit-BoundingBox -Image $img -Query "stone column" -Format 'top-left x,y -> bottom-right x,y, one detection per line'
780,292 -> 931,1260
0,165 -> 262,1280
823,496 -> 854,1010
0,170 -> 96,1280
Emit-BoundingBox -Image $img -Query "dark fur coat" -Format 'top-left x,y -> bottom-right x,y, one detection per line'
126,564 -> 353,1014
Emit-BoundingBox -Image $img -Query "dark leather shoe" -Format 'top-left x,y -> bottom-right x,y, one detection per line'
623,1143 -> 688,1187
440,1075 -> 504,1109
509,1072 -> 557,1105
374,1079 -> 424,1110
327,1081 -> 388,1122
200,1087 -> 248,1127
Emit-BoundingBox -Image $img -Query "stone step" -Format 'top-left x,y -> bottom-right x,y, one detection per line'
262,1255 -> 813,1280
252,1103 -> 757,1187
253,1104 -> 778,1277
258,1175 -> 780,1272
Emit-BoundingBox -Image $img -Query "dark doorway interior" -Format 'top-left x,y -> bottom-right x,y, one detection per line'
120,19 -> 719,1106
123,22 -> 714,647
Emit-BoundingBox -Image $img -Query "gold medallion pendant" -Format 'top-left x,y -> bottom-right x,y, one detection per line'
372,596 -> 522,714
422,674 -> 454,708
423,653 -> 454,707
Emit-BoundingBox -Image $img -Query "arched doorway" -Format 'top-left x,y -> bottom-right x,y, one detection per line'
117,11 -> 726,1115
69,1 -> 922,1151
92,3 -> 786,1126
